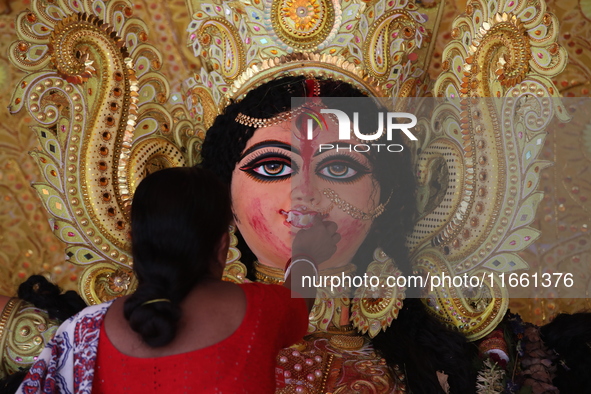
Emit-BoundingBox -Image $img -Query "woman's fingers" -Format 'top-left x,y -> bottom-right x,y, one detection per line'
324,220 -> 338,235
332,232 -> 341,243
292,218 -> 340,264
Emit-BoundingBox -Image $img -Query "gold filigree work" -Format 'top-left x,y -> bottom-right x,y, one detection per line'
186,0 -> 440,117
254,261 -> 285,285
0,299 -> 59,378
351,249 -> 406,338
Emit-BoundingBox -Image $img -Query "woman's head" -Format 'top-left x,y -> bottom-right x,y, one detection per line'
201,76 -> 416,275
125,166 -> 232,347
131,166 -> 232,279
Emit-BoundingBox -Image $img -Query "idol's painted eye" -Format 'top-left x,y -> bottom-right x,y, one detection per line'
323,163 -> 352,177
316,156 -> 370,183
318,163 -> 358,179
239,153 -> 296,182
253,162 -> 292,177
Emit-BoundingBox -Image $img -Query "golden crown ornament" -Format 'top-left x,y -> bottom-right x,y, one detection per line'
182,0 -> 445,133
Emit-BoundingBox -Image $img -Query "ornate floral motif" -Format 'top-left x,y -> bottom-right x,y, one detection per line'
275,336 -> 405,393
18,302 -> 111,393
274,0 -> 336,50
284,0 -> 323,31
106,270 -> 131,293
0,1 -> 80,296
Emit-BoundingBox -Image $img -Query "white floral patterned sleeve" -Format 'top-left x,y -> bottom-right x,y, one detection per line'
17,301 -> 113,394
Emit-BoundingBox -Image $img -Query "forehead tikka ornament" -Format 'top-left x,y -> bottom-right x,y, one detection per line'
235,103 -> 323,128
323,188 -> 391,221
235,79 -> 322,128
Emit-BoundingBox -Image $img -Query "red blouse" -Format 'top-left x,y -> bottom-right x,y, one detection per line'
91,283 -> 308,393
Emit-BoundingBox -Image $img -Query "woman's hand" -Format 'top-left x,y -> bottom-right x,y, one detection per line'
291,216 -> 341,266
285,218 -> 340,311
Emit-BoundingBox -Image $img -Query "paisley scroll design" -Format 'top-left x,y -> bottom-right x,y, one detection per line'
186,0 -> 443,119
409,0 -> 569,340
9,0 -> 188,305
194,17 -> 246,83
362,3 -> 428,83
169,103 -> 204,167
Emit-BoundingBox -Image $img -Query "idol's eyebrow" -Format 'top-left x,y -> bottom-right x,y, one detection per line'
313,142 -> 370,158
239,140 -> 299,161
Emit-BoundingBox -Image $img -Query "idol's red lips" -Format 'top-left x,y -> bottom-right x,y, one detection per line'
279,208 -> 326,229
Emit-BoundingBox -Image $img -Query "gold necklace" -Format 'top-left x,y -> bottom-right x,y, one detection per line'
253,261 -> 285,284
253,261 -> 359,285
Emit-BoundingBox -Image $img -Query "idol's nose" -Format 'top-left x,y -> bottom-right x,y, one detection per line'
290,171 -> 321,206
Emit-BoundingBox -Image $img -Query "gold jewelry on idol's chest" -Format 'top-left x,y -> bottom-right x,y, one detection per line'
254,261 -> 286,285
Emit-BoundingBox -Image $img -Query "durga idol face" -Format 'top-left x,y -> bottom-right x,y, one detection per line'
231,110 -> 382,270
